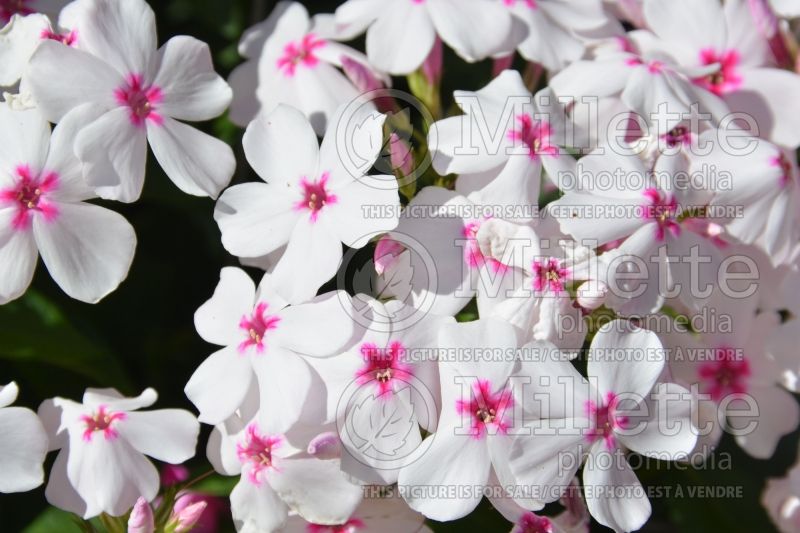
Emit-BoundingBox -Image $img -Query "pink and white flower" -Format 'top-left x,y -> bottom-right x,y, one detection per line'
397,319 -> 542,520
550,149 -> 724,312
228,1 -> 387,133
641,0 -> 800,148
208,409 -> 362,532
509,320 -> 697,532
0,103 -> 136,304
312,296 -> 453,484
335,0 -> 517,75
25,0 -> 235,202
690,131 -> 800,266
666,292 -> 800,459
215,104 -> 399,304
429,70 -> 573,199
38,387 -> 200,518
186,267 -> 356,429
0,381 -> 48,493
477,219 -> 594,351
549,32 -> 728,137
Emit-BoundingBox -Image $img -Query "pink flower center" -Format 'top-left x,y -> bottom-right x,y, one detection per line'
277,33 -> 326,77
0,0 -> 31,24
532,257 -> 570,293
662,126 -> 692,148
772,152 -> 795,188
462,219 -> 508,273
694,49 -> 743,96
295,172 -> 337,222
355,341 -> 412,396
307,519 -> 366,533
456,379 -> 514,439
80,405 -> 126,442
238,302 -> 281,354
518,513 -> 553,533
698,347 -> 751,402
503,0 -> 537,7
507,114 -> 558,160
114,74 -> 163,127
585,392 -> 628,449
0,165 -> 59,230
237,424 -> 282,486
40,28 -> 78,46
642,188 -> 681,241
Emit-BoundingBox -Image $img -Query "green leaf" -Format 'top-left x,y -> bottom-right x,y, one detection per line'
0,291 -> 131,390
22,507 -> 84,533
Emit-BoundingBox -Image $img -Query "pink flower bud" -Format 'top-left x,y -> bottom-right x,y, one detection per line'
422,37 -> 443,85
341,56 -> 384,93
171,500 -> 208,533
128,497 -> 154,533
576,281 -> 608,311
388,133 -> 414,177
492,55 -> 514,77
374,236 -> 405,276
307,431 -> 342,459
748,0 -> 794,68
161,464 -> 190,487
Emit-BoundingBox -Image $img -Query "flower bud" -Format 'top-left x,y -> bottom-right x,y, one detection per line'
576,280 -> 608,311
170,498 -> 208,533
128,497 -> 155,533
492,55 -> 514,77
388,133 -> 414,177
422,37 -> 443,85
307,431 -> 342,460
341,56 -> 385,93
374,236 -> 405,276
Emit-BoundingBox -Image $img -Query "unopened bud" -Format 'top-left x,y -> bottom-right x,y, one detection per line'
128,497 -> 154,533
341,56 -> 384,93
388,133 -> 414,177
374,236 -> 405,276
422,37 -> 443,85
170,499 -> 207,533
307,431 -> 342,459
576,281 -> 608,310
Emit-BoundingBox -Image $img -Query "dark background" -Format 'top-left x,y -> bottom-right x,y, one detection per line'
0,1 -> 795,531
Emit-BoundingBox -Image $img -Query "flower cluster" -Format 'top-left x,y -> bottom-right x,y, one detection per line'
2,0 -> 800,532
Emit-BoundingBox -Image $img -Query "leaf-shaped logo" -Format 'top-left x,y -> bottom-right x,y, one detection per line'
347,387 -> 416,458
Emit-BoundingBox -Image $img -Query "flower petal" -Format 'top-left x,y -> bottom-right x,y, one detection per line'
0,406 -> 47,493
25,40 -> 121,122
33,201 -> 136,303
242,104 -> 320,188
117,409 -> 199,464
147,117 -> 235,198
195,267 -> 256,346
74,108 -> 148,203
397,426 -> 491,521
153,36 -> 232,122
